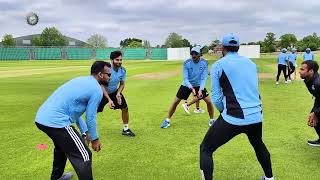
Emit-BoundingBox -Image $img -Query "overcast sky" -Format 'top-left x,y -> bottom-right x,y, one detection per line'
1,0 -> 320,47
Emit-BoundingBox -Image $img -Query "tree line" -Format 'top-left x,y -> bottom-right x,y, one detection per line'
1,27 -> 319,53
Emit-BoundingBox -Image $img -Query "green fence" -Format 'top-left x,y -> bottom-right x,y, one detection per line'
123,48 -> 147,60
66,48 -> 92,60
150,48 -> 167,60
34,48 -> 61,60
0,48 -> 30,60
96,48 -> 120,60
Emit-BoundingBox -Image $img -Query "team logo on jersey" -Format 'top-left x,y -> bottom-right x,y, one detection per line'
200,66 -> 204,71
312,85 -> 315,90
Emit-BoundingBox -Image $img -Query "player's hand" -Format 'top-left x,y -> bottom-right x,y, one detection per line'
308,112 -> 318,127
91,139 -> 101,152
108,100 -> 115,109
116,94 -> 122,105
197,90 -> 203,99
191,88 -> 196,96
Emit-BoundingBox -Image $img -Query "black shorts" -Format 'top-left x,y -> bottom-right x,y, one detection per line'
176,85 -> 209,100
97,91 -> 128,112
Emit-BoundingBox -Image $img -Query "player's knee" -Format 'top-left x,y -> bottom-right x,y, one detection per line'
122,107 -> 128,112
200,143 -> 212,155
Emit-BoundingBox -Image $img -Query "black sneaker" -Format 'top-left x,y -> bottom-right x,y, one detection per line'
307,139 -> 320,147
122,129 -> 136,137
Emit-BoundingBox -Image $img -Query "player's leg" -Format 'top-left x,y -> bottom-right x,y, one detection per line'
244,122 -> 273,179
282,65 -> 288,82
161,85 -> 190,128
36,123 -> 70,180
200,116 -> 241,180
276,64 -> 281,84
307,124 -> 320,146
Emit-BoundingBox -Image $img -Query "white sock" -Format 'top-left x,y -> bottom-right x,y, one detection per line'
123,124 -> 129,131
165,118 -> 170,122
264,177 -> 274,180
210,118 -> 215,121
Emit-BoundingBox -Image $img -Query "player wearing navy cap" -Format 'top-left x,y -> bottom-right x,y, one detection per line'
200,33 -> 274,180
276,48 -> 289,85
303,48 -> 315,61
160,46 -> 215,129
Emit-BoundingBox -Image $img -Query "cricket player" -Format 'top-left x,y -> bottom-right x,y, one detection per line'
35,61 -> 111,180
160,46 -> 215,128
200,33 -> 274,180
300,60 -> 320,146
276,48 -> 289,85
287,48 -> 298,81
303,48 -> 315,61
98,51 -> 135,136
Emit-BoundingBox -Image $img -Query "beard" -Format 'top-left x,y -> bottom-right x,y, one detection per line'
101,80 -> 109,86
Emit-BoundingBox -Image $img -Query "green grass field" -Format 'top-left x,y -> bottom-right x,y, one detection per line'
1,56 -> 320,180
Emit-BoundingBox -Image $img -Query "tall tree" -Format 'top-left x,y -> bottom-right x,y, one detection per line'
279,34 -> 297,49
301,32 -> 319,51
38,27 -> 67,46
263,32 -> 276,52
164,32 -> 184,48
87,34 -> 107,48
1,34 -> 16,47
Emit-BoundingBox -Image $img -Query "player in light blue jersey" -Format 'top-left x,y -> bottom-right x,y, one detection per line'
200,33 -> 274,180
35,61 -> 112,180
287,48 -> 298,81
98,51 -> 135,137
303,48 -> 315,61
161,46 -> 215,128
276,48 -> 289,85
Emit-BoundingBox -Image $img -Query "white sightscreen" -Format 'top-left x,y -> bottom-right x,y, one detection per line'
167,47 -> 190,60
238,45 -> 260,58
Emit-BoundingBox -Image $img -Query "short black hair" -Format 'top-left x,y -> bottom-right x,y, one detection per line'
302,60 -> 319,72
223,46 -> 240,52
91,61 -> 111,75
110,51 -> 122,60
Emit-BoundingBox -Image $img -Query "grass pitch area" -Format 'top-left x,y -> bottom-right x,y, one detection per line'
1,56 -> 320,179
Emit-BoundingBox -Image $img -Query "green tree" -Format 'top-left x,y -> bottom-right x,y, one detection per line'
263,32 -> 276,53
279,34 -> 297,49
296,40 -> 307,52
182,39 -> 192,48
31,37 -> 42,46
164,32 -> 185,48
127,41 -> 143,48
120,38 -> 142,48
38,27 -> 67,46
87,34 -> 107,48
1,34 -> 16,47
302,33 -> 319,51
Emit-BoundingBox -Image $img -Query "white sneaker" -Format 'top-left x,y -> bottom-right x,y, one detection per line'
194,108 -> 205,113
285,81 -> 288,84
182,103 -> 190,114
287,79 -> 292,82
276,82 -> 279,85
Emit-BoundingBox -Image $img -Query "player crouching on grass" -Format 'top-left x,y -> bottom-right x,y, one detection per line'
97,51 -> 135,137
160,46 -> 215,129
300,60 -> 320,146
